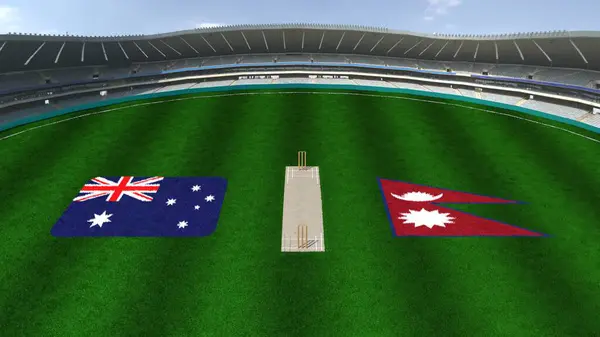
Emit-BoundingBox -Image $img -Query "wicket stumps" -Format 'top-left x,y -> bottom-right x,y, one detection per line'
298,151 -> 307,169
298,224 -> 308,249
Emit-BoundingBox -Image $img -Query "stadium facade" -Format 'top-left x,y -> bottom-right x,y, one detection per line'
2,24 -> 600,71
1,23 -> 600,130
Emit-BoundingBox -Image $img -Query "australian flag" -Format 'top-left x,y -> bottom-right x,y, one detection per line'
51,176 -> 228,237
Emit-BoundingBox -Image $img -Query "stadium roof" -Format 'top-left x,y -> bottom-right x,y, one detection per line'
1,23 -> 599,73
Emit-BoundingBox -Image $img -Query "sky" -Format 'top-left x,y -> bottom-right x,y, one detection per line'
0,0 -> 599,36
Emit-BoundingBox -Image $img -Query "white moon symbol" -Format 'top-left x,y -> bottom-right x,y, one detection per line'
391,192 -> 444,202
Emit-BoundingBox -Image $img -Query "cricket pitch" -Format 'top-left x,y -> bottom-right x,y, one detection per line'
281,166 -> 325,252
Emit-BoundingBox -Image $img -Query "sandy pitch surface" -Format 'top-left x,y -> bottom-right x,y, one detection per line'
281,166 -> 325,252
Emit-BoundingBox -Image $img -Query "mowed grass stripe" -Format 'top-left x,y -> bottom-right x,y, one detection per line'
312,94 -> 441,336
463,104 -> 600,333
387,100 -> 499,336
0,115 -> 104,287
530,118 -> 600,223
133,94 -> 295,336
261,93 -> 331,337
0,102 -> 184,334
455,106 -> 600,336
270,92 -> 407,336
310,94 -> 475,336
29,98 -> 232,337
0,116 -> 96,189
227,94 -> 307,336
348,96 -> 492,336
0,104 -> 165,297
478,110 -> 600,335
185,94 -> 296,336
393,99 -> 494,336
429,104 -> 566,336
0,110 -> 110,227
104,95 -> 267,336
37,102 -> 199,335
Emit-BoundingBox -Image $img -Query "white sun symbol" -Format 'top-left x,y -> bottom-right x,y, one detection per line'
391,191 -> 443,202
399,208 -> 455,229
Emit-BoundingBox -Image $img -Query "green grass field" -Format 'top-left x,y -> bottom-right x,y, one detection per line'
1,88 -> 600,337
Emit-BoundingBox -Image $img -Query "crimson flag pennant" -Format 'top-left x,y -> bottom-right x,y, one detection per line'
378,178 -> 546,237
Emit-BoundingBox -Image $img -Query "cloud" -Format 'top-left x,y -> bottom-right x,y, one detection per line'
0,6 -> 21,33
195,22 -> 227,29
423,0 -> 462,21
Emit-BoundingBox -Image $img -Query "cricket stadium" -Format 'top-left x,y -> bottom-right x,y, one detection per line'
1,24 -> 600,336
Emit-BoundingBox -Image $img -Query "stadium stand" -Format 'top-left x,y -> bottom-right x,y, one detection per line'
482,92 -> 523,105
443,62 -> 473,73
348,56 -> 385,65
2,24 -> 600,131
456,88 -> 479,99
470,63 -> 496,75
278,54 -> 311,62
584,113 -> 600,127
231,78 -> 274,85
520,100 -> 588,120
154,83 -> 197,93
353,79 -> 397,88
490,65 -> 537,78
533,69 -> 599,87
0,72 -> 45,90
422,84 -> 457,95
188,79 -> 236,88
417,61 -> 446,71
385,58 -> 420,68
276,78 -> 314,84
311,54 -> 347,63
